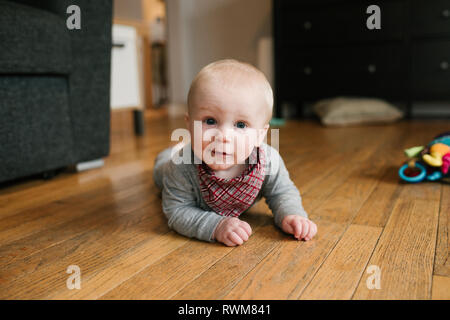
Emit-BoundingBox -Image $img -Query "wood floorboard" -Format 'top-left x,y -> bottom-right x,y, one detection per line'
99,205 -> 271,300
0,202 -> 166,299
0,110 -> 448,299
352,186 -> 441,299
435,184 -> 450,277
0,171 -> 156,248
170,221 -> 284,300
432,275 -> 450,299
299,224 -> 382,300
222,220 -> 346,299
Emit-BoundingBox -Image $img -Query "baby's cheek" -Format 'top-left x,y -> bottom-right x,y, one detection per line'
238,133 -> 258,157
201,139 -> 211,154
234,140 -> 249,163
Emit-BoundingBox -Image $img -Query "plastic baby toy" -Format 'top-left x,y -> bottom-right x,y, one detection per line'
398,131 -> 450,183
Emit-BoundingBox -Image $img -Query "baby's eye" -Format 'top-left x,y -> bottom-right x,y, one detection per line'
204,118 -> 216,125
236,121 -> 247,129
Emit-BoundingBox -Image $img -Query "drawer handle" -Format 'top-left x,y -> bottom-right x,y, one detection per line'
442,9 -> 450,18
368,64 -> 377,73
440,61 -> 449,70
304,21 -> 312,30
304,67 -> 312,75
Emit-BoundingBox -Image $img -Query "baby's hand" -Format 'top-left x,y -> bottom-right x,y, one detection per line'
213,217 -> 252,246
281,215 -> 317,241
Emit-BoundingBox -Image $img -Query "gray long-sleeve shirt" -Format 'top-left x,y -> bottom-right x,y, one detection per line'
153,142 -> 308,243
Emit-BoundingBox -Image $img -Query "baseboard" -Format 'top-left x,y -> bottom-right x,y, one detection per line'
75,159 -> 105,172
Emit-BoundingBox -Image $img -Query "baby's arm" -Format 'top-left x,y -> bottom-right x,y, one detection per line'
161,161 -> 226,242
262,146 -> 317,240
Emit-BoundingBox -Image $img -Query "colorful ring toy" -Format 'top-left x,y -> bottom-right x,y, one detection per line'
398,162 -> 427,183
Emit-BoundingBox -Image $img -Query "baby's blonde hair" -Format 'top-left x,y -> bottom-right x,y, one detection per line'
187,59 -> 273,123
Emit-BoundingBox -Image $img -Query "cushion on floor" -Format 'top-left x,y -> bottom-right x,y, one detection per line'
313,96 -> 404,127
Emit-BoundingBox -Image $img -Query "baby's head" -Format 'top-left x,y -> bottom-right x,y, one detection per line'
185,59 -> 273,171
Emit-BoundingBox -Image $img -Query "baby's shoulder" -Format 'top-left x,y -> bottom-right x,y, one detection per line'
163,145 -> 198,183
260,142 -> 284,176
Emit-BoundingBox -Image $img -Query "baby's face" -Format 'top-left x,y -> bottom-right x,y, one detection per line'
186,81 -> 269,172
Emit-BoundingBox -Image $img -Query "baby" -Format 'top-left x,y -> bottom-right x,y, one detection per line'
153,59 -> 317,246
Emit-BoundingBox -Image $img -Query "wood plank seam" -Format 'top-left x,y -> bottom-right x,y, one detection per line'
0,201 -> 167,298
167,218 -> 282,299
98,210 -> 272,299
0,180 -> 160,268
58,230 -> 185,299
212,240 -> 282,300
299,225 -> 382,299
431,184 -> 444,296
294,223 -> 353,299
349,224 -> 385,299
352,197 -> 440,299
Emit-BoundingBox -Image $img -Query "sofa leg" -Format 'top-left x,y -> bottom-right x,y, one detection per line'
133,110 -> 145,136
41,169 -> 58,180
75,158 -> 105,172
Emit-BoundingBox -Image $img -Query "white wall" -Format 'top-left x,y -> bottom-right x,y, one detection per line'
113,0 -> 143,20
166,0 -> 272,104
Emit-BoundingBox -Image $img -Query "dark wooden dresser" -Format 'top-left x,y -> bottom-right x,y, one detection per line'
273,0 -> 450,117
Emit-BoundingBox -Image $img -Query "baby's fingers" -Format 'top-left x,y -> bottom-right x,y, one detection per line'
228,231 -> 244,246
234,227 -> 249,242
304,222 -> 317,241
293,220 -> 303,239
282,222 -> 294,235
300,219 -> 310,239
240,221 -> 252,237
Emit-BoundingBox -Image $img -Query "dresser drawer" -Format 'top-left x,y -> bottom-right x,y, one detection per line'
412,41 -> 450,98
278,1 -> 405,46
412,0 -> 450,37
279,44 -> 407,99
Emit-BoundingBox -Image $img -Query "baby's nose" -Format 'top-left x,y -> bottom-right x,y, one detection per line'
215,126 -> 232,142
220,132 -> 231,143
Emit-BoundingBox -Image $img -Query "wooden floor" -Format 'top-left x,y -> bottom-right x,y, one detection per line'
0,109 -> 449,300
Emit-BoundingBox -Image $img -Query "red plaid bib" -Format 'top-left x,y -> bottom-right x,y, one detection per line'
197,147 -> 266,217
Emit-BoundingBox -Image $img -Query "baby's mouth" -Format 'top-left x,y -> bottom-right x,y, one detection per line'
212,150 -> 232,157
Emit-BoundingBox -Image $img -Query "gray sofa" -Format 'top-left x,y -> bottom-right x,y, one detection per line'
0,0 -> 112,183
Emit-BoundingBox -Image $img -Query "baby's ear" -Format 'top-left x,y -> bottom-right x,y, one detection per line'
184,112 -> 190,130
